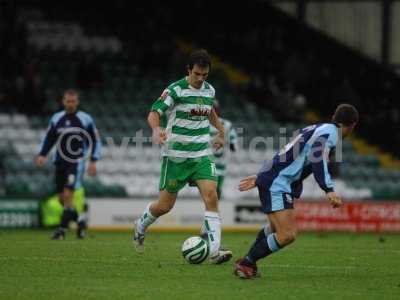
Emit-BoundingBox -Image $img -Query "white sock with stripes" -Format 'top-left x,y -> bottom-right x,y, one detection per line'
77,212 -> 87,224
137,203 -> 157,234
200,222 -> 207,238
204,211 -> 221,256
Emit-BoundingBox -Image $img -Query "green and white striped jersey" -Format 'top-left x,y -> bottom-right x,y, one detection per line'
210,118 -> 237,176
151,77 -> 215,158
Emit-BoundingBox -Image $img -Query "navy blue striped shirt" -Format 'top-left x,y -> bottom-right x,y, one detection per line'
256,123 -> 338,198
38,110 -> 101,163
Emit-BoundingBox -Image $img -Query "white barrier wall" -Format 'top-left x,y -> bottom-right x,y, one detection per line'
88,198 -> 245,228
88,198 -> 400,232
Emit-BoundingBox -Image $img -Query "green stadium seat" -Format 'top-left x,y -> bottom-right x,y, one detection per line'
3,158 -> 22,173
345,165 -> 370,180
360,154 -> 380,167
106,184 -> 128,197
349,178 -> 366,189
30,116 -> 48,129
341,166 -> 357,180
388,170 -> 400,181
5,176 -> 30,198
0,142 -> 16,157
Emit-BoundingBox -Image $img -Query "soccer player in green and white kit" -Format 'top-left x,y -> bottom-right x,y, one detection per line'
209,100 -> 237,199
133,49 -> 233,264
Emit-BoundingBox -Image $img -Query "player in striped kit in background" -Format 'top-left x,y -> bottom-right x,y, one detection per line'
209,100 -> 238,199
133,49 -> 233,264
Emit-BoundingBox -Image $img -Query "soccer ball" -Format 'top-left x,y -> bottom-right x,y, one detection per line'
182,236 -> 209,264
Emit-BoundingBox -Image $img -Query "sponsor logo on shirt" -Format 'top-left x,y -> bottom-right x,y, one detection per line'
160,89 -> 169,100
190,108 -> 210,117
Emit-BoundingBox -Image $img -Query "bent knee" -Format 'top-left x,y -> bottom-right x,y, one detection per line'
202,190 -> 218,209
160,202 -> 174,214
277,229 -> 297,246
203,189 -> 218,202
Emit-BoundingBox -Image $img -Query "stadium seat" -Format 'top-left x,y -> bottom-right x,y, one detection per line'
0,114 -> 12,126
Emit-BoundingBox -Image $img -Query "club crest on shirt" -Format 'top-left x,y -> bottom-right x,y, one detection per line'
196,98 -> 205,105
285,194 -> 293,204
160,89 -> 169,101
168,179 -> 177,188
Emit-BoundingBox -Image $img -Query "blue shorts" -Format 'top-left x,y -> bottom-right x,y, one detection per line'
256,174 -> 294,214
54,161 -> 84,193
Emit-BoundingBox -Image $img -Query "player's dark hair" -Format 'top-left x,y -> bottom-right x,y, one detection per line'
332,104 -> 359,126
63,89 -> 79,98
188,49 -> 211,70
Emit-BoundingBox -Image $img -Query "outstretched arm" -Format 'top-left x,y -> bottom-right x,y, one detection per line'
239,175 -> 257,191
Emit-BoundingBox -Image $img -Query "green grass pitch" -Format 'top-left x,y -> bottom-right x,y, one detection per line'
1,230 -> 400,300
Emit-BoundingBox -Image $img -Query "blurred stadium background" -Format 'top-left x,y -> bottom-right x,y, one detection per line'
0,0 -> 400,231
